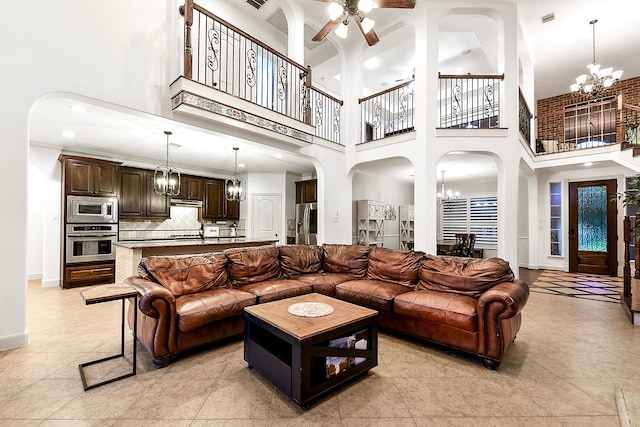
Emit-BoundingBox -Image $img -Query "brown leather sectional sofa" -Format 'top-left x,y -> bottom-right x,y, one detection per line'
125,244 -> 529,370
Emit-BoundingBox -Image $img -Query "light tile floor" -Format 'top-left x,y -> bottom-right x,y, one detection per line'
0,271 -> 638,426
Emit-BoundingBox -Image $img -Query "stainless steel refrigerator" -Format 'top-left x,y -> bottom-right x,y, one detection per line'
295,202 -> 317,245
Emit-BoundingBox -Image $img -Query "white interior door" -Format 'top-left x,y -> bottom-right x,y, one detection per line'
251,193 -> 282,243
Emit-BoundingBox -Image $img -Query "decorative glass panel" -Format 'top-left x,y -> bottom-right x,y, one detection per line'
577,185 -> 607,252
550,183 -> 562,256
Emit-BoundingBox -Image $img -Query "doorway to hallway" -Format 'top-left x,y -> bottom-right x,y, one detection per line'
568,179 -> 617,275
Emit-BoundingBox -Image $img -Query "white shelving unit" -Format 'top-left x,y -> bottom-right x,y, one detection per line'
357,200 -> 385,246
399,205 -> 414,250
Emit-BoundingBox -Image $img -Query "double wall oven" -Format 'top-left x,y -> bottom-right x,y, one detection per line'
64,195 -> 118,287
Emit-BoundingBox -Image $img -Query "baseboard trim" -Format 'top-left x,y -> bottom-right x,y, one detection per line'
0,331 -> 28,351
41,279 -> 60,288
27,273 -> 42,281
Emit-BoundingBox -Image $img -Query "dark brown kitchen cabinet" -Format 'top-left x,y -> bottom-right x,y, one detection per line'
295,179 -> 317,204
203,178 -> 240,221
119,167 -> 170,219
60,155 -> 120,197
64,262 -> 115,288
180,175 -> 203,201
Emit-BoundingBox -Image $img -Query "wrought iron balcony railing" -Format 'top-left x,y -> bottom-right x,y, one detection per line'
533,95 -> 640,155
438,74 -> 504,129
519,88 -> 532,145
179,1 -> 342,144
359,80 -> 415,143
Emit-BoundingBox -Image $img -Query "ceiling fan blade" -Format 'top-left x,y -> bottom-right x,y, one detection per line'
312,17 -> 342,42
374,0 -> 416,8
355,19 -> 380,46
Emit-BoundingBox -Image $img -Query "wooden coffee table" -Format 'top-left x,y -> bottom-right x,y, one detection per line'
244,293 -> 378,409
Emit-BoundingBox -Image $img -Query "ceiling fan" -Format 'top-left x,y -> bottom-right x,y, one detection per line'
312,0 -> 416,47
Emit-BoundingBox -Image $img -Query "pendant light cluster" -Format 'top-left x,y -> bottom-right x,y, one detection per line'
225,147 -> 246,202
154,131 -> 181,197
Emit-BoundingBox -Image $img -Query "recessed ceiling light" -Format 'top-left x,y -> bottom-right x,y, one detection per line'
238,163 -> 245,168
583,162 -> 593,167
62,130 -> 76,138
275,153 -> 283,159
70,105 -> 87,113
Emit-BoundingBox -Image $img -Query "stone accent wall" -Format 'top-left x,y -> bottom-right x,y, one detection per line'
535,76 -> 640,152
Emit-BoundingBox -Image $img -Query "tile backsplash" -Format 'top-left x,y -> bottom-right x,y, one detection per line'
119,206 -> 245,240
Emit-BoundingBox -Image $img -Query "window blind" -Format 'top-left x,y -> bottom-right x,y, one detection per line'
442,196 -> 498,245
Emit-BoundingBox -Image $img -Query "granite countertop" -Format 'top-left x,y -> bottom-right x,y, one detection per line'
115,237 -> 277,249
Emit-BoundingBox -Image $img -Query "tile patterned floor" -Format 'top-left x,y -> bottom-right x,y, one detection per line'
0,272 -> 638,425
529,270 -> 624,304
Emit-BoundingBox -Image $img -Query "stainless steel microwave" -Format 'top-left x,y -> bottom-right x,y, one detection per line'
66,195 -> 118,224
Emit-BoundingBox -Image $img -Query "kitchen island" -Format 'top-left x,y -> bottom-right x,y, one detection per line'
115,238 -> 278,283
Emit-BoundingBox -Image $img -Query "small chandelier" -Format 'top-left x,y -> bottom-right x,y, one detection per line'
437,170 -> 459,203
225,147 -> 246,202
570,19 -> 623,99
154,131 -> 181,197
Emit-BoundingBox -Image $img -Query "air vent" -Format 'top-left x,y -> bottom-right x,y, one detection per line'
247,0 -> 268,10
541,13 -> 555,24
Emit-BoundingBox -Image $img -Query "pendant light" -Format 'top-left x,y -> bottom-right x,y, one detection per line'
570,19 -> 623,99
437,170 -> 459,203
153,131 -> 181,196
225,147 -> 246,202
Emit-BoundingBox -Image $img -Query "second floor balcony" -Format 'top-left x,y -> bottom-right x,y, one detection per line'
172,1 -> 638,160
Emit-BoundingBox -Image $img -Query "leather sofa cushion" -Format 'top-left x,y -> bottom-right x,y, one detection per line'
336,279 -> 412,311
367,247 -> 424,288
293,272 -> 357,296
225,246 -> 281,287
323,244 -> 370,278
418,255 -> 514,297
138,253 -> 229,296
176,288 -> 256,332
239,279 -> 313,303
394,290 -> 478,332
279,245 -> 323,277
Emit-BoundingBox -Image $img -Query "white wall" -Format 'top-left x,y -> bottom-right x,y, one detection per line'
27,146 -> 63,287
2,0 -> 183,350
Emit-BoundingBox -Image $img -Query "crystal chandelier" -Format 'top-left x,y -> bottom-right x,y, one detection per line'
225,147 -> 246,202
570,19 -> 623,99
154,131 -> 181,196
437,170 -> 459,203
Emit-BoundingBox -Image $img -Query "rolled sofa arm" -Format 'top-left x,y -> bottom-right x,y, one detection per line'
125,277 -> 176,318
125,276 -> 178,368
476,279 -> 530,368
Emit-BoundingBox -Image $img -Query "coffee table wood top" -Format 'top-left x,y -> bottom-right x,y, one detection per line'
244,293 -> 377,340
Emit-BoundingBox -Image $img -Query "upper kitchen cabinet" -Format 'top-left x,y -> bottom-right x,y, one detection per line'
60,155 -> 120,197
203,178 -> 240,221
119,167 -> 170,219
295,179 -> 317,204
180,175 -> 203,201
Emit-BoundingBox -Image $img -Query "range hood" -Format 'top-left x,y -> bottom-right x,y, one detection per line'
170,199 -> 203,208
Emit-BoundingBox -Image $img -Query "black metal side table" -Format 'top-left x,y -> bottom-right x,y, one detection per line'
78,283 -> 138,390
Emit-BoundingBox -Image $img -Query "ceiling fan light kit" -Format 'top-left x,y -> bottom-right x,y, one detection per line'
313,0 -> 415,46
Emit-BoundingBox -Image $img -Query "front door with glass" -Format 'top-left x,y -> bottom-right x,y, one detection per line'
568,179 -> 617,275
